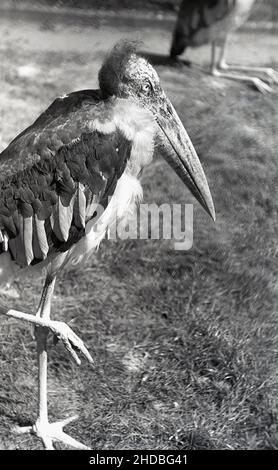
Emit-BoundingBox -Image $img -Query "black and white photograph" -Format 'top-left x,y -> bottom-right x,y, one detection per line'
0,0 -> 277,456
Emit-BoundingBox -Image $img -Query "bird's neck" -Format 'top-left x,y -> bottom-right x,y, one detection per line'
116,100 -> 156,177
94,98 -> 156,177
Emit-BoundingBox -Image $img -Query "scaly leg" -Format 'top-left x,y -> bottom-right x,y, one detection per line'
211,38 -> 273,94
1,275 -> 93,449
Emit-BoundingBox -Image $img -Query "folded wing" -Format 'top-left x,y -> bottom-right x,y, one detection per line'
0,90 -> 132,266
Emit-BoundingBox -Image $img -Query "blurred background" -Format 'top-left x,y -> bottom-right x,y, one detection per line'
0,0 -> 277,451
2,0 -> 278,19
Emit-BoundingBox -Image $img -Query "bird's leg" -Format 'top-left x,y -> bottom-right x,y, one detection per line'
1,298 -> 94,366
218,37 -> 278,85
217,37 -> 229,72
13,275 -> 91,450
211,37 -> 273,94
210,41 -> 218,75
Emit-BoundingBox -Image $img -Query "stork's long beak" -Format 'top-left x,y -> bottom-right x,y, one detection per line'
156,96 -> 215,221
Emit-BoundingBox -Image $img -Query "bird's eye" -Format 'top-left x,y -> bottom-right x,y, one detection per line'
141,82 -> 152,94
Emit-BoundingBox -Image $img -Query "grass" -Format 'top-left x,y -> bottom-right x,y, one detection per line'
0,14 -> 277,450
2,0 -> 278,21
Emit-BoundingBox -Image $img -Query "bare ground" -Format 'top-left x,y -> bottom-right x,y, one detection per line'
0,11 -> 277,450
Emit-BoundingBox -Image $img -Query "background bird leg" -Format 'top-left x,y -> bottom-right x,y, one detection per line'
211,39 -> 276,94
210,41 -> 218,75
211,37 -> 274,93
218,37 -> 278,85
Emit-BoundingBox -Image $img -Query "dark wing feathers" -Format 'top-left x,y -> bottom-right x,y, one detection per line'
0,90 -> 131,267
0,89 -> 103,180
171,0 -> 237,55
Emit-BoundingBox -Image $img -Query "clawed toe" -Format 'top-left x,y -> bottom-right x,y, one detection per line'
13,415 -> 90,450
264,68 -> 278,85
251,77 -> 273,94
47,321 -> 94,366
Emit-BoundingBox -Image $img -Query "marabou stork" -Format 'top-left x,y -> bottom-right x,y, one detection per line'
170,0 -> 278,93
0,41 -> 215,450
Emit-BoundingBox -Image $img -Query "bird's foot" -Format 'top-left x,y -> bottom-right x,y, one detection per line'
263,68 -> 278,86
4,309 -> 94,365
13,415 -> 90,450
212,67 -> 274,94
250,77 -> 273,94
40,320 -> 94,366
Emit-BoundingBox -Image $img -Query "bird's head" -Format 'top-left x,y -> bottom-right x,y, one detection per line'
99,41 -> 215,220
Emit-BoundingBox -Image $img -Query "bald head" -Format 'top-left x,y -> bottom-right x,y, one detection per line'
98,40 -> 161,103
98,40 -> 215,220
